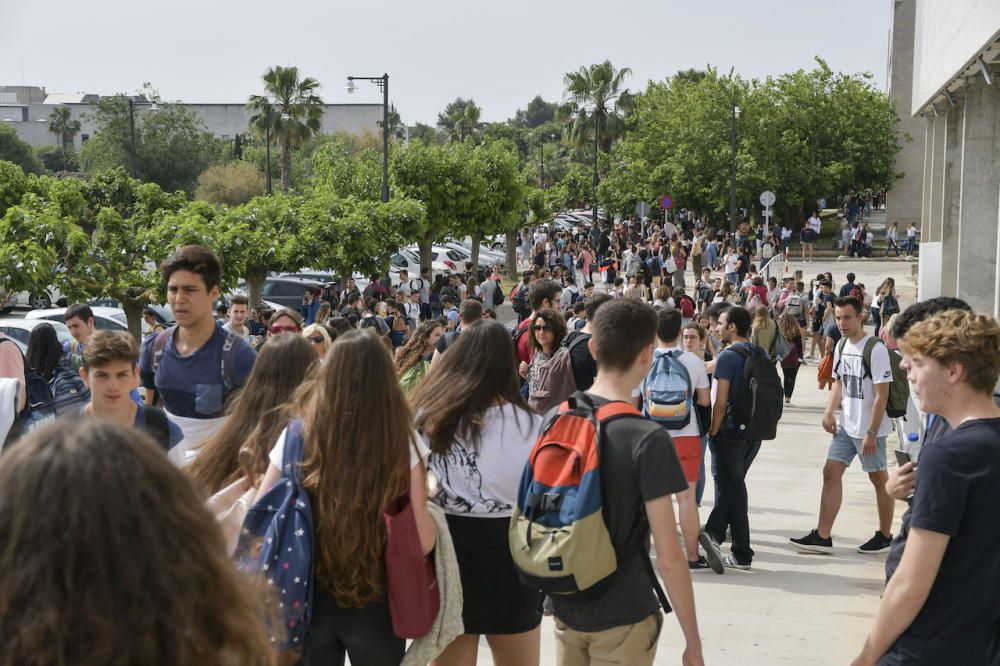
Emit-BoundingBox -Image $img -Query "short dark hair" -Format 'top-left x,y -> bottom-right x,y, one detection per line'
656,308 -> 683,344
521,270 -> 534,285
230,294 -> 249,307
458,299 -> 483,324
573,301 -> 586,315
720,306 -> 751,337
591,299 -> 657,372
64,304 -> 94,324
833,296 -> 863,315
159,245 -> 222,291
529,279 -> 562,312
584,292 -> 612,321
820,280 -> 832,289
846,272 -> 856,282
706,302 -> 729,322
891,297 -> 971,340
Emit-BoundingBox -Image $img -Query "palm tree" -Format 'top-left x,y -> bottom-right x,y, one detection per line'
448,101 -> 481,142
247,66 -> 324,194
47,106 -> 81,160
557,60 -> 633,155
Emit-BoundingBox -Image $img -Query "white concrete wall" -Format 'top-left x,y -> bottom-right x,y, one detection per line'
912,0 -> 1000,114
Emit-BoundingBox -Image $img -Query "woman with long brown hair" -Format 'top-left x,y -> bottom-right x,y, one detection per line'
252,329 -> 435,664
396,319 -> 445,395
411,321 -> 543,666
187,333 -> 320,494
0,420 -> 277,666
517,309 -> 567,398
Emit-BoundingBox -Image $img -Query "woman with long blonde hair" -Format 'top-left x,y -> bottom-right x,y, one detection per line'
396,320 -> 445,395
252,330 -> 435,664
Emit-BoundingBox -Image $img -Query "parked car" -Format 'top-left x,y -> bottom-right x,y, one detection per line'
0,288 -> 68,313
443,241 -> 505,269
26,306 -> 133,333
391,249 -> 453,277
0,318 -> 76,356
88,299 -> 175,326
233,276 -> 326,311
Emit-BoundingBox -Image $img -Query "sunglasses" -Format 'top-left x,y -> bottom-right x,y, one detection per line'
533,324 -> 553,332
308,335 -> 325,344
270,325 -> 300,334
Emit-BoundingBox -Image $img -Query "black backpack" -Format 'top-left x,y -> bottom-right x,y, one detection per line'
729,343 -> 783,441
512,284 -> 531,316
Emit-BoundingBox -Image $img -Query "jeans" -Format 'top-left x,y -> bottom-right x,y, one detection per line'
695,435 -> 711,506
871,307 -> 882,337
782,365 -> 799,400
705,434 -> 761,565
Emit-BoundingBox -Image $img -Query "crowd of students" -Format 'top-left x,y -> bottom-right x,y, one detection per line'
0,226 -> 996,666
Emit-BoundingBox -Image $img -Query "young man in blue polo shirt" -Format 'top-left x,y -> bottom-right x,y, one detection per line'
139,245 -> 256,465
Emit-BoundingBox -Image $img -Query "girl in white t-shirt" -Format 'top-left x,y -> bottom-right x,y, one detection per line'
412,320 -> 543,665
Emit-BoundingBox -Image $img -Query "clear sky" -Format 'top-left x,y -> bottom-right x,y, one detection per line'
0,0 -> 892,126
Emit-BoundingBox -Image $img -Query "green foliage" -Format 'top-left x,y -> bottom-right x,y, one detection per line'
35,145 -> 79,172
310,135 -> 385,201
195,161 -> 266,206
437,98 -> 482,142
513,96 -> 558,128
78,94 -> 221,193
0,160 -> 31,217
47,106 -> 81,153
557,61 -> 634,155
410,123 -> 441,145
0,124 -> 44,174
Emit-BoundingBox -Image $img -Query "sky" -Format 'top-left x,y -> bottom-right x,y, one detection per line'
0,0 -> 892,126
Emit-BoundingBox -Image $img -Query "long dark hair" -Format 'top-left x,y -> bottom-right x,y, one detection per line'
296,330 -> 411,607
187,333 -> 319,493
26,323 -> 62,380
412,321 -> 532,455
0,420 -> 277,665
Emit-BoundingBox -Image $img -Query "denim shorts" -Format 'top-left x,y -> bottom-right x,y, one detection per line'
827,426 -> 887,472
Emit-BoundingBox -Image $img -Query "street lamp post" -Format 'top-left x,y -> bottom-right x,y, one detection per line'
347,73 -> 390,202
127,97 -> 158,179
540,132 -> 556,189
729,103 -> 740,234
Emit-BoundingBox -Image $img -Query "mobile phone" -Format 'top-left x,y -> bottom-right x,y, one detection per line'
894,450 -> 911,466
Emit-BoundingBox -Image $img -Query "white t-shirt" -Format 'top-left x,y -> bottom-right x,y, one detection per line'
657,347 -> 710,438
269,426 -> 429,472
427,404 -> 541,517
808,216 -> 822,233
833,335 -> 893,438
724,254 -> 739,275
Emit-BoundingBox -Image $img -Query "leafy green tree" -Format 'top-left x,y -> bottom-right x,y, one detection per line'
0,125 -> 44,174
409,122 -> 441,145
310,135 -> 385,201
557,61 -> 633,156
0,160 -> 31,217
47,106 -> 81,160
247,66 -> 325,194
78,94 -> 221,193
35,145 -> 79,172
462,141 -> 524,270
449,101 -> 482,143
194,162 -> 266,206
513,95 -> 558,128
378,104 -> 406,140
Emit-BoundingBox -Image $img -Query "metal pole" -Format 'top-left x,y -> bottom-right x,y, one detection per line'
265,107 -> 272,196
592,114 -> 599,226
128,98 -> 137,178
381,73 -> 390,202
729,103 -> 737,234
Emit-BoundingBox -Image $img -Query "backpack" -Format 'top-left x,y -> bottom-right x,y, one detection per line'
509,392 -> 671,612
47,365 -> 90,416
641,350 -> 693,430
761,242 -> 774,260
785,293 -> 804,318
149,325 -> 243,397
512,284 -> 531,317
836,337 -> 909,418
881,293 -> 900,317
624,254 -> 641,278
492,280 -> 505,307
728,344 -> 784,441
575,255 -> 585,269
679,295 -> 696,319
21,369 -> 55,431
235,419 -> 314,652
848,284 -> 863,301
769,328 -> 791,362
528,334 -> 590,412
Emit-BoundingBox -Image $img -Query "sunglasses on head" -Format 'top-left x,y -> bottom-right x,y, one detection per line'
270,325 -> 300,334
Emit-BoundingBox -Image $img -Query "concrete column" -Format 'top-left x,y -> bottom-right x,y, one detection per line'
957,81 -> 1000,314
885,0 -> 925,230
940,103 -> 964,296
927,112 -> 948,243
920,118 -> 934,238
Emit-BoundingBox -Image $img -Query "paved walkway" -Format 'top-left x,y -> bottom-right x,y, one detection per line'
477,258 -> 917,665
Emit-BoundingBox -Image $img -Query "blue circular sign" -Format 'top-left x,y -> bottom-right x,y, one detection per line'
658,195 -> 674,210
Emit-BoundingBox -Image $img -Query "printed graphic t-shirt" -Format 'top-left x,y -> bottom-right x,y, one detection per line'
832,334 -> 893,438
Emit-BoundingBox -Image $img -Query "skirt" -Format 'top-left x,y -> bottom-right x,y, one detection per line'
445,513 -> 543,635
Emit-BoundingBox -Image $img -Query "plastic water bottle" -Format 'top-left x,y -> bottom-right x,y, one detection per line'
907,432 -> 919,444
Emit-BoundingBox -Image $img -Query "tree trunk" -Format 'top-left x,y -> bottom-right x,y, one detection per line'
505,230 -> 518,278
281,136 -> 292,194
121,294 -> 145,344
247,266 -> 266,310
419,238 -> 433,275
471,228 -> 482,269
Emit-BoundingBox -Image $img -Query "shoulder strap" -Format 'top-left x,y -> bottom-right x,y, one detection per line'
141,406 -> 172,451
150,326 -> 176,375
282,419 -> 306,485
860,336 -> 880,380
566,333 -> 591,353
664,349 -> 693,394
219,329 -> 241,392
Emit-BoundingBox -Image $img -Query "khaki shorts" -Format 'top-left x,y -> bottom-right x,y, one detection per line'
554,612 -> 662,666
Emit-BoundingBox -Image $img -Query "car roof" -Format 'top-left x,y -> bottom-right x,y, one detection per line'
0,317 -> 71,330
26,307 -> 124,320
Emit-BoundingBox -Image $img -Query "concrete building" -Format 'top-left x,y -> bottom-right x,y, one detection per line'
0,85 -> 382,151
891,0 -> 1000,317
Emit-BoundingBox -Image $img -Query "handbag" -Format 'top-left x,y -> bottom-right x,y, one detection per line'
662,256 -> 678,273
206,475 -> 256,555
384,487 -> 439,639
817,351 -> 835,390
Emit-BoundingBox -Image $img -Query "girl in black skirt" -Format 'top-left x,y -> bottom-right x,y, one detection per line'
412,321 -> 543,666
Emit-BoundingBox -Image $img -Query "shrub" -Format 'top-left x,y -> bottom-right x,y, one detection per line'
194,161 -> 266,206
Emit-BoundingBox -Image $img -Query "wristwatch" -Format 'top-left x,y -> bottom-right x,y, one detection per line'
866,429 -> 877,437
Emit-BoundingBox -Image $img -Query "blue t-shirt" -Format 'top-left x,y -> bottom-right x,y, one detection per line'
134,404 -> 185,449
712,342 -> 765,434
139,326 -> 256,419
445,306 -> 460,330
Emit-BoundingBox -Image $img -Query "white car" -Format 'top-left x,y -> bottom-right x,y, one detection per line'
27,306 -> 137,333
391,249 -> 453,277
0,318 -> 76,355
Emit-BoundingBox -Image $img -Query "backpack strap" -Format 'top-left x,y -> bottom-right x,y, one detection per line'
141,405 -> 172,451
860,336 -> 880,381
282,419 -> 307,485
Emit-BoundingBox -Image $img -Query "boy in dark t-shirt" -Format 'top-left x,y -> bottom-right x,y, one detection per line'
853,309 -> 1000,665
550,299 -> 703,666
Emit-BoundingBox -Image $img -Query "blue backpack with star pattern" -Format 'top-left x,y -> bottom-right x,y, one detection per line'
236,419 -> 315,653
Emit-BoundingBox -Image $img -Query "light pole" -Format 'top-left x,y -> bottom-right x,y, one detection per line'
127,97 -> 158,178
347,73 -> 390,202
729,103 -> 740,234
593,116 -> 600,227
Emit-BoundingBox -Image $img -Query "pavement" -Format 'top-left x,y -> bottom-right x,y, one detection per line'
475,257 -> 917,665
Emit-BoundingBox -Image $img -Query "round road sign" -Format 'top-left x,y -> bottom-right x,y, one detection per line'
760,191 -> 776,207
658,195 -> 674,210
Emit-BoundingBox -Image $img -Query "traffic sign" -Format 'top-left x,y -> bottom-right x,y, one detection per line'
658,195 -> 674,210
635,201 -> 651,217
760,191 -> 776,207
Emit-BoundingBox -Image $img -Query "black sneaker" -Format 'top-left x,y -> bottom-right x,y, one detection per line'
857,531 -> 893,554
698,532 -> 725,574
688,556 -> 713,572
789,529 -> 833,554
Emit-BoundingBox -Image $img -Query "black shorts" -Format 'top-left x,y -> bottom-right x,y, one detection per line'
446,514 -> 543,635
